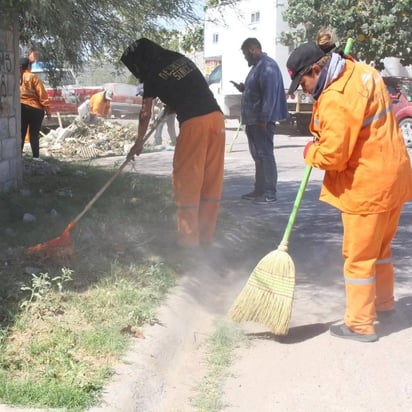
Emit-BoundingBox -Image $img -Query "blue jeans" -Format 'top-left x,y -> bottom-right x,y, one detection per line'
245,123 -> 277,195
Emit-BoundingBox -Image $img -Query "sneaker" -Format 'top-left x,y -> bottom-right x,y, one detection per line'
377,309 -> 395,319
253,194 -> 277,204
241,191 -> 262,200
32,157 -> 44,162
329,323 -> 378,342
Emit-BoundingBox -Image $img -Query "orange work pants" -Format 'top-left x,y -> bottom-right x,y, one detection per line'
341,204 -> 403,334
172,111 -> 225,247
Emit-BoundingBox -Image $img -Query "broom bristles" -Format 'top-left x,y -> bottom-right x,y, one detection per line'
25,221 -> 76,260
229,248 -> 295,335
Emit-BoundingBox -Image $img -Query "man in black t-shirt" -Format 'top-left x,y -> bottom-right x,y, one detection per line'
121,38 -> 226,248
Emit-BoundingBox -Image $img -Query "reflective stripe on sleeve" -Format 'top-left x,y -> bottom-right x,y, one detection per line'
362,106 -> 391,128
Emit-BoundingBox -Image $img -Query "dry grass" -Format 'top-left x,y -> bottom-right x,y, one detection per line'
0,158 -> 181,410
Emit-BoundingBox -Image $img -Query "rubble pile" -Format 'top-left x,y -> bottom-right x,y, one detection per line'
39,120 -> 138,161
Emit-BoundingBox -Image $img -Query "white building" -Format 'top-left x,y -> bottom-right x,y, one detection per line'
204,0 -> 292,94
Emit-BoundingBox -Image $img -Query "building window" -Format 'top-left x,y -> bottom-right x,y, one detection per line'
212,33 -> 219,44
251,11 -> 260,24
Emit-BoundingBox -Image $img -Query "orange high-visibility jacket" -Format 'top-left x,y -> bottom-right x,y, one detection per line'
20,71 -> 50,114
305,59 -> 412,213
89,91 -> 110,117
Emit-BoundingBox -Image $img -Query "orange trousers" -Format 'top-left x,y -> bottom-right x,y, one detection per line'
341,204 -> 403,334
172,111 -> 225,247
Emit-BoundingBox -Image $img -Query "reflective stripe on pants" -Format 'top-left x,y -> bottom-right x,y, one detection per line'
341,205 -> 402,334
173,111 -> 225,247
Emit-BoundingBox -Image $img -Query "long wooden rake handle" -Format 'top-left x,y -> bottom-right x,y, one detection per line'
279,38 -> 354,250
72,108 -> 167,225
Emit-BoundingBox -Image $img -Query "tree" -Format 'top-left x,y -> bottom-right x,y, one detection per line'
180,25 -> 204,53
281,0 -> 411,69
2,0 -> 202,73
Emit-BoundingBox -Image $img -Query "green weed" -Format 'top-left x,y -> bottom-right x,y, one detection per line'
191,321 -> 247,412
0,159 -> 178,411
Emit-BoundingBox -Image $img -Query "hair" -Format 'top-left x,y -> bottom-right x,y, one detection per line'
312,28 -> 337,69
317,28 -> 337,52
20,57 -> 31,85
20,57 -> 31,69
241,38 -> 262,51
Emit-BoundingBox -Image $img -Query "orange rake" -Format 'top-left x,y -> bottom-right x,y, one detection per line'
26,108 -> 167,260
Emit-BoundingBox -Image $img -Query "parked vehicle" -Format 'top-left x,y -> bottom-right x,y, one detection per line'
207,64 -> 241,119
103,83 -> 142,118
383,76 -> 412,147
207,64 -> 313,133
204,0 -> 313,132
31,62 -> 103,127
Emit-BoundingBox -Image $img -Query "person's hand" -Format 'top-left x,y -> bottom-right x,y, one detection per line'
303,141 -> 314,158
127,139 -> 144,161
230,81 -> 244,92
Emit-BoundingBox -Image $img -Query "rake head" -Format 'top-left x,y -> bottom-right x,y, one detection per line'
25,221 -> 76,263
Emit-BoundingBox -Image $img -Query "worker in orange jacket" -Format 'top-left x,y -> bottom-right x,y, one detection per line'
20,57 -> 51,160
89,90 -> 113,120
287,31 -> 412,342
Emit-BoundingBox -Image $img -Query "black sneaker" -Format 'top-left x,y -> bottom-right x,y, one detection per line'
253,194 -> 277,204
241,191 -> 262,200
330,324 -> 378,342
377,309 -> 395,319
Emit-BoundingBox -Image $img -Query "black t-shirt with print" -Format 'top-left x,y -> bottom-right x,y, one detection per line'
143,53 -> 221,124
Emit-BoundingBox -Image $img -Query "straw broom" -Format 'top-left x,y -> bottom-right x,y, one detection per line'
229,38 -> 354,335
229,165 -> 312,335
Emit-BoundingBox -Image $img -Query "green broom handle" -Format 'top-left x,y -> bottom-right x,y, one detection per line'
279,37 -> 354,249
343,38 -> 354,56
279,164 -> 312,246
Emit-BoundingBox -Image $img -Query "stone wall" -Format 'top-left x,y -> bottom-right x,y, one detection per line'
0,18 -> 21,192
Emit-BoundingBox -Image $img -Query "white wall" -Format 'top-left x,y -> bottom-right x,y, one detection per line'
381,57 -> 412,78
204,0 -> 292,91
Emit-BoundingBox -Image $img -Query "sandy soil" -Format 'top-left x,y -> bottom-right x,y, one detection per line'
5,125 -> 411,412
84,127 -> 412,412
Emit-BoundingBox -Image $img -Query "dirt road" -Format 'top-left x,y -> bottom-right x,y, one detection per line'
86,124 -> 412,412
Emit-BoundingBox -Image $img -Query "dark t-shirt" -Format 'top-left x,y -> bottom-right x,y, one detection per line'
143,53 -> 221,124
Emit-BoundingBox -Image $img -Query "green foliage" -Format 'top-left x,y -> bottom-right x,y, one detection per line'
0,261 -> 176,410
0,159 -> 179,409
20,268 -> 73,310
149,28 -> 181,51
4,0 -> 202,71
282,0 -> 412,69
0,376 -> 101,410
180,25 -> 204,52
191,321 -> 247,411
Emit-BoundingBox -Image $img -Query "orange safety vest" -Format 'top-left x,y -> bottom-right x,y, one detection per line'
20,71 -> 50,114
306,59 -> 412,213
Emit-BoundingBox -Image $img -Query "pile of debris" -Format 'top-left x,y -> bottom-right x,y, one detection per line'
39,119 -> 138,161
